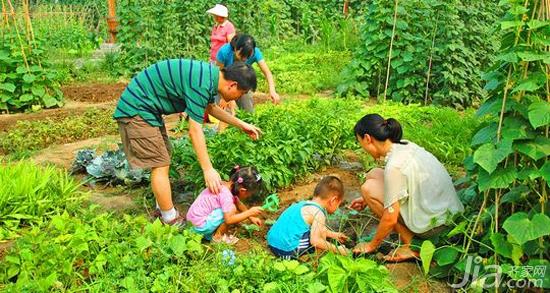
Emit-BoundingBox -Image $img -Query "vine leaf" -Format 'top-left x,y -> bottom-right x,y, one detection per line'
477,167 -> 517,192
420,240 -> 435,275
515,137 -> 550,161
527,101 -> 550,128
502,212 -> 550,246
473,139 -> 513,174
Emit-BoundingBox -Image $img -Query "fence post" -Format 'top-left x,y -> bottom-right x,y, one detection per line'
107,0 -> 118,43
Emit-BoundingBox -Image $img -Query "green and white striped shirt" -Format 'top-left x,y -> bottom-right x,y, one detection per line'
114,59 -> 219,126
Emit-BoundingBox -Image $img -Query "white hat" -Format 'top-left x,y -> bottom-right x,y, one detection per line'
206,4 -> 228,18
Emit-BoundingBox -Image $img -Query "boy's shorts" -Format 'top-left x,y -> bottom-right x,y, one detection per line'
192,208 -> 224,240
268,231 -> 315,260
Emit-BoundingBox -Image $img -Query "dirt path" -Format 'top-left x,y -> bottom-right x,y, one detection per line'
62,83 -> 126,103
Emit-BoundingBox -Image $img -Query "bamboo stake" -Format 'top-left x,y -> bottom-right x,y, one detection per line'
424,15 -> 438,106
6,0 -> 29,70
496,0 -> 530,142
383,0 -> 399,102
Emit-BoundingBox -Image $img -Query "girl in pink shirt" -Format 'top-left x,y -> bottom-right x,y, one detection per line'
207,4 -> 236,63
186,166 -> 264,242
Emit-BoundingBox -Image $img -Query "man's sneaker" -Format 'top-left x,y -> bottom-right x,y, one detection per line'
161,210 -> 186,229
150,208 -> 161,220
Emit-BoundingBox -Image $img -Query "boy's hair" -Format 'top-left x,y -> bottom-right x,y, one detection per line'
221,61 -> 257,91
313,176 -> 344,199
228,165 -> 263,197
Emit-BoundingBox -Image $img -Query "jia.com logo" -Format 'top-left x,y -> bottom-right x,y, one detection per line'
449,256 -> 546,290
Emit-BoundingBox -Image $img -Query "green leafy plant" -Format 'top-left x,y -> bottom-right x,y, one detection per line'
422,0 -> 550,290
0,161 -> 83,240
114,0 -> 363,74
172,99 -> 478,195
338,0 -> 502,108
0,3 -> 65,112
256,46 -> 351,94
318,253 -> 397,292
242,224 -> 260,238
72,148 -> 150,186
0,108 -> 117,155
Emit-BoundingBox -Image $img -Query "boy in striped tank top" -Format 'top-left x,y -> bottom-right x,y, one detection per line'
267,176 -> 350,259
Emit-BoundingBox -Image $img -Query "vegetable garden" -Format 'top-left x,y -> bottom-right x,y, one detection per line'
0,0 -> 548,292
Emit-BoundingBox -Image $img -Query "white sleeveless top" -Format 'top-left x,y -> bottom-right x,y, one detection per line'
383,141 -> 464,234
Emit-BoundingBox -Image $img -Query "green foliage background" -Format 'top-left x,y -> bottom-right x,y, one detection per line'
338,0 -> 502,108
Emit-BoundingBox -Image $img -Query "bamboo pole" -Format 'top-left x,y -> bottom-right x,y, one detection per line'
6,0 -> 29,70
383,0 -> 399,102
424,16 -> 438,105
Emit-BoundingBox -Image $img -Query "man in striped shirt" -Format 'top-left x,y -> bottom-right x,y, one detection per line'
114,60 -> 260,226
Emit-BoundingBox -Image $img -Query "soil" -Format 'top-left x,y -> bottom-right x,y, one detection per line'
0,100 -> 115,132
62,83 -> 127,103
32,135 -> 120,170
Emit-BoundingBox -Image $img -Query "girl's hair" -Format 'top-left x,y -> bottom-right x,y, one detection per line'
354,114 -> 407,144
229,34 -> 256,59
228,166 -> 263,196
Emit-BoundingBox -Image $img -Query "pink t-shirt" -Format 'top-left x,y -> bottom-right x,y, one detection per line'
209,21 -> 235,62
186,185 -> 237,227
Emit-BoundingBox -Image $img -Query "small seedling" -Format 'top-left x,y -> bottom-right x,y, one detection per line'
242,224 -> 260,237
265,219 -> 276,226
262,193 -> 280,212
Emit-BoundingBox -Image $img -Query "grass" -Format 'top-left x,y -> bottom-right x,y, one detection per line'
256,42 -> 352,95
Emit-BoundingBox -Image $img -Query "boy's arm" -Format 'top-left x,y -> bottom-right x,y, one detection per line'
308,210 -> 348,255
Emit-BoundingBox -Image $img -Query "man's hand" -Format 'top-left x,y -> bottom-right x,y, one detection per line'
349,197 -> 366,211
240,122 -> 262,140
203,168 -> 222,194
270,91 -> 281,104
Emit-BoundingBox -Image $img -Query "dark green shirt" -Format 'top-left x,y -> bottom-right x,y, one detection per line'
113,59 -> 219,126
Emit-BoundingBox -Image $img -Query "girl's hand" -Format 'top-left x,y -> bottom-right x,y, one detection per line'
240,122 -> 262,140
203,168 -> 222,194
249,216 -> 263,226
270,91 -> 281,104
247,206 -> 264,217
349,197 -> 366,211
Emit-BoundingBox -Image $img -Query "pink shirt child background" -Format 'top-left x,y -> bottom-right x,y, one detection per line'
186,185 -> 237,227
209,20 -> 235,62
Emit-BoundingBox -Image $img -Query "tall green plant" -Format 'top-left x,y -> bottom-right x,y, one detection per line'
337,0 -> 501,108
0,161 -> 83,240
422,0 -> 549,290
0,3 -> 64,112
115,0 -> 363,74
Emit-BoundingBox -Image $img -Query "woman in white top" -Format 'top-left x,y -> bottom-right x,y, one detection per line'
350,114 -> 464,262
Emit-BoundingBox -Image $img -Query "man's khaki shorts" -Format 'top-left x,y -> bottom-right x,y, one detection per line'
117,116 -> 172,169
